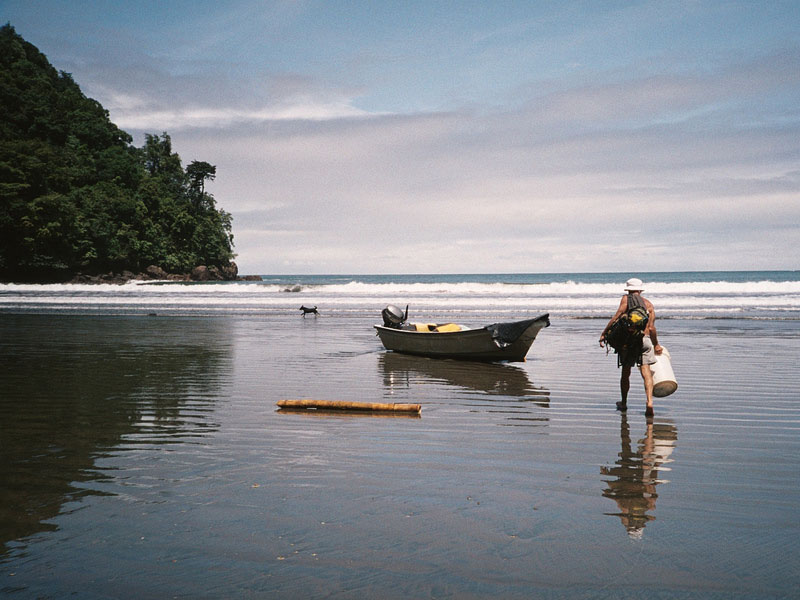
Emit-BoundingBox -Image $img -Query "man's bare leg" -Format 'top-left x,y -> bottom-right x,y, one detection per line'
640,363 -> 654,417
618,364 -> 632,410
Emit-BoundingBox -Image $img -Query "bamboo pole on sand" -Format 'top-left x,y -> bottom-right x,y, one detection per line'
277,399 -> 421,413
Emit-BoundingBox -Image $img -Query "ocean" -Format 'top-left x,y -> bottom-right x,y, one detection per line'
1,271 -> 799,598
2,270 -> 799,320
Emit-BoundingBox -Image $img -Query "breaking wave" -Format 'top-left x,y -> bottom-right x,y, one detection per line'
1,273 -> 798,319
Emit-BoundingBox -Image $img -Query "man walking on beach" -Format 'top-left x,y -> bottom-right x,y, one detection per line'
599,278 -> 663,416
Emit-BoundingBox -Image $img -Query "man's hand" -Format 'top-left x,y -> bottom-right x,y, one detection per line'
599,335 -> 606,348
654,344 -> 663,355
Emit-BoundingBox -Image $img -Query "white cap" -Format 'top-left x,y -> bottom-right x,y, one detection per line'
624,277 -> 644,292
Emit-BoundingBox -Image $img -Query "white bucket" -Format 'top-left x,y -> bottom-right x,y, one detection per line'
651,346 -> 677,397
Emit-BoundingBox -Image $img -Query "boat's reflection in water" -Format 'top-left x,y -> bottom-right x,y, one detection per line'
378,351 -> 551,428
601,414 -> 678,538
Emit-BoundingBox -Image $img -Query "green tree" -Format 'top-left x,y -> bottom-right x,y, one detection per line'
0,24 -> 236,281
187,160 -> 216,200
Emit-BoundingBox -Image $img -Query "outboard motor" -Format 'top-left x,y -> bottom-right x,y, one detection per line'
382,304 -> 408,328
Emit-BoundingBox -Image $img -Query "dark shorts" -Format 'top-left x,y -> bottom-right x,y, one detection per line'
620,335 -> 656,368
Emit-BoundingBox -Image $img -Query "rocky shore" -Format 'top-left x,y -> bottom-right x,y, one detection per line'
67,262 -> 262,284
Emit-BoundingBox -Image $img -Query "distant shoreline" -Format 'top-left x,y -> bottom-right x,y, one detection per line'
0,263 -> 262,285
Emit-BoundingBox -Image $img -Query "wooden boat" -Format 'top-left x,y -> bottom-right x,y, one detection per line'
374,310 -> 550,362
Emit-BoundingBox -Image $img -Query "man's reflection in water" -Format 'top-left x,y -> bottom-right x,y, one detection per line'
601,414 -> 677,538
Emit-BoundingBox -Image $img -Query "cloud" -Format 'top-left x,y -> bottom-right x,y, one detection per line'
108,99 -> 372,130
179,58 -> 799,274
82,65 -> 376,130
32,6 -> 798,274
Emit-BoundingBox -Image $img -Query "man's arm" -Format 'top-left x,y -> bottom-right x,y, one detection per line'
645,301 -> 663,354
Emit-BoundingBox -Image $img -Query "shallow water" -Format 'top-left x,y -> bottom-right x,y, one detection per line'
1,312 -> 799,598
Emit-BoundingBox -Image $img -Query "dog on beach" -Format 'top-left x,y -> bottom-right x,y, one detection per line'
299,305 -> 319,316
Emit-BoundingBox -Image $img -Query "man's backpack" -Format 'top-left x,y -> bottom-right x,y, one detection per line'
605,294 -> 649,353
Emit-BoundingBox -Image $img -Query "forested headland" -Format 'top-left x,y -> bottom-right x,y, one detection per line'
0,24 -> 242,283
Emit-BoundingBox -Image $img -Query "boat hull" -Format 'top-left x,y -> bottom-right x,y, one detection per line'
374,314 -> 549,362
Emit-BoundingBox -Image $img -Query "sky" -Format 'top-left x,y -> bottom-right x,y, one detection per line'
3,0 -> 800,274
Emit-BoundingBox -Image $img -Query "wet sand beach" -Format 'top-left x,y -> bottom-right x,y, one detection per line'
1,311 -> 799,598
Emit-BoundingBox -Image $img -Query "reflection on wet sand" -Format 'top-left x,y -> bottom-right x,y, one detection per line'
0,315 -> 231,553
601,414 -> 678,538
379,352 -> 550,406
